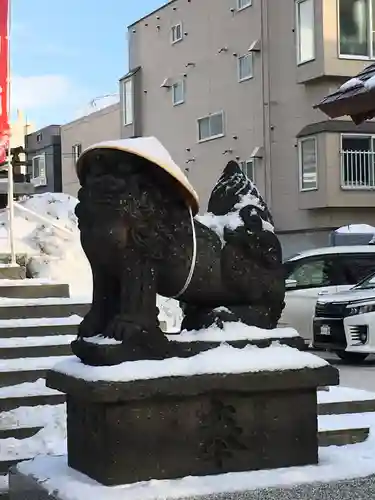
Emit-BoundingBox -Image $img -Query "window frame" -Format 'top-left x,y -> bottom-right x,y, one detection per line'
238,53 -> 254,82
285,255 -> 341,291
31,153 -> 47,187
237,0 -> 252,11
172,80 -> 185,106
298,136 -> 318,191
295,0 -> 316,65
338,253 -> 375,285
240,158 -> 255,181
171,22 -> 183,44
197,111 -> 225,143
121,78 -> 133,127
338,0 -> 375,59
72,143 -> 82,164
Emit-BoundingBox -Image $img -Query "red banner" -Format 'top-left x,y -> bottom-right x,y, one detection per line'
0,0 -> 9,165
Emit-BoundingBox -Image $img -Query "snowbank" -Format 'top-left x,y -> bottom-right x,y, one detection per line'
54,343 -> 328,383
335,224 -> 375,234
0,192 -> 182,329
175,322 -> 299,342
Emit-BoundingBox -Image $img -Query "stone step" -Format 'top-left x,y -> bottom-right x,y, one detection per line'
0,298 -> 89,320
0,265 -> 25,280
0,459 -> 23,476
318,386 -> 375,415
0,280 -> 69,299
0,339 -> 74,359
0,316 -> 81,338
319,399 -> 375,415
0,378 -> 65,412
0,426 -> 42,440
0,356 -> 72,388
0,473 -> 7,500
0,393 -> 65,412
318,426 -> 369,447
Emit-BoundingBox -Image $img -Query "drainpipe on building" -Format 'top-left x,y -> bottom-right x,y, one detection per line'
260,0 -> 273,210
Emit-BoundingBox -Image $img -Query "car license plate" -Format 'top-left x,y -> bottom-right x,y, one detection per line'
320,325 -> 331,336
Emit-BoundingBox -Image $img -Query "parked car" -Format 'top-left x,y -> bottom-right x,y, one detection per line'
313,271 -> 375,363
280,246 -> 375,342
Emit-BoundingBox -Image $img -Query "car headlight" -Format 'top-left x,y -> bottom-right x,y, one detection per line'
347,303 -> 375,316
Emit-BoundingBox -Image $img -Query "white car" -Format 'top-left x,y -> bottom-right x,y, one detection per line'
280,245 -> 375,342
313,271 -> 375,363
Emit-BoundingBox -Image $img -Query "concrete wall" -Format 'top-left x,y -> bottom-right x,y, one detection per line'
61,104 -> 120,198
25,125 -> 62,193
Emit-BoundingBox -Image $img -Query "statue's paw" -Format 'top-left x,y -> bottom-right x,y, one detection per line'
78,310 -> 105,338
103,314 -> 143,342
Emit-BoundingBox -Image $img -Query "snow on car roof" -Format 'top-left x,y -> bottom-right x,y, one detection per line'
287,245 -> 375,262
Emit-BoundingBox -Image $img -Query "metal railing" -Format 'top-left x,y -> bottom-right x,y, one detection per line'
13,201 -> 74,236
0,200 -> 74,238
341,150 -> 375,189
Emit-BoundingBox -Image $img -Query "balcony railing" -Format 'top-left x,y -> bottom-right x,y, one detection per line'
341,150 -> 375,189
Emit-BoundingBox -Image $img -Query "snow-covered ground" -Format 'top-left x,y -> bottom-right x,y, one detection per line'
0,193 -> 182,330
13,410 -> 375,500
2,387 -> 375,496
0,404 -> 66,460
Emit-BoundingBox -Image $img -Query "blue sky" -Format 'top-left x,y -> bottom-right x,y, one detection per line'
10,0 -> 163,128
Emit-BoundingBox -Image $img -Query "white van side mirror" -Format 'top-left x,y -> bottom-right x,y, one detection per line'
285,278 -> 297,289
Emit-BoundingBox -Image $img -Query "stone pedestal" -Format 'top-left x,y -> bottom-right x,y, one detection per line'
46,355 -> 338,487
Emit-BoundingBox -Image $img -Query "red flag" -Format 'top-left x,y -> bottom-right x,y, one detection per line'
0,0 -> 9,165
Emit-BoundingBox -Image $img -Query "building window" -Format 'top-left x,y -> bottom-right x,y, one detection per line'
240,159 -> 255,181
171,23 -> 183,44
339,0 -> 375,58
172,80 -> 185,105
121,78 -> 133,126
296,0 -> 315,64
197,112 -> 225,142
341,134 -> 375,188
238,54 -> 253,81
298,137 -> 318,191
72,143 -> 82,164
31,154 -> 47,187
36,133 -> 42,143
237,0 -> 252,10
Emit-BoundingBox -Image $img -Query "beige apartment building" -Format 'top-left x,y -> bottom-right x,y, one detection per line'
61,103 -> 121,197
115,0 -> 375,256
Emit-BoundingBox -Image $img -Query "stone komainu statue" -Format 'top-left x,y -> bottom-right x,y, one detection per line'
72,137 -> 285,365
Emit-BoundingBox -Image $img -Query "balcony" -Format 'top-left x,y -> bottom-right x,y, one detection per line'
341,150 -> 375,189
297,125 -> 375,209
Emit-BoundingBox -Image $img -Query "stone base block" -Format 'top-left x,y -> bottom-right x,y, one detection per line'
47,359 -> 338,486
0,264 -> 25,280
9,457 -> 375,500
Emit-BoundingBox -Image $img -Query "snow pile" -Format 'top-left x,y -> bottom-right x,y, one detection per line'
0,193 -> 90,298
54,343 -> 328,383
339,77 -> 363,91
196,212 -> 243,244
0,192 -> 182,329
75,94 -> 119,119
174,322 -> 299,342
197,192 -> 274,245
335,224 -> 375,234
0,404 -> 66,460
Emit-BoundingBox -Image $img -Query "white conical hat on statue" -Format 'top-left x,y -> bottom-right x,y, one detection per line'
76,137 -> 199,215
